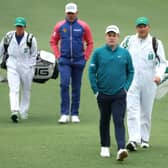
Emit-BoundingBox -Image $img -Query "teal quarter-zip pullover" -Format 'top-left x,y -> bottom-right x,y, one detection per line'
88,44 -> 134,95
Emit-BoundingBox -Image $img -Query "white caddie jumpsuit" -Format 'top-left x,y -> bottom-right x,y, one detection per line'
0,31 -> 37,116
121,34 -> 167,143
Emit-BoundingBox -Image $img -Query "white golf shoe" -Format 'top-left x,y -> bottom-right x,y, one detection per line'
20,112 -> 28,120
58,115 -> 70,123
116,149 -> 128,161
100,147 -> 110,158
141,141 -> 150,148
71,115 -> 80,123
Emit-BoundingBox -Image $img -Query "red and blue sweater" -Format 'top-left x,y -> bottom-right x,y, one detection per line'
50,18 -> 93,61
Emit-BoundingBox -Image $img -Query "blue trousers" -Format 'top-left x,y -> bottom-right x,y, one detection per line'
97,89 -> 126,150
58,60 -> 85,116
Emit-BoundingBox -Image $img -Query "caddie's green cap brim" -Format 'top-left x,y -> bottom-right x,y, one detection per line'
136,17 -> 149,26
14,23 -> 25,27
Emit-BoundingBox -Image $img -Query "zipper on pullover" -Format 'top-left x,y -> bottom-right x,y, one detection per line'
70,24 -> 73,61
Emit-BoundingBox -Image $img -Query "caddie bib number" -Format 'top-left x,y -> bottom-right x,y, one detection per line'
148,52 -> 154,60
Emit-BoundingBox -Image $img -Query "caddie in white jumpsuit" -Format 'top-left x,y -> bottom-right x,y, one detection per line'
121,17 -> 167,150
0,17 -> 37,123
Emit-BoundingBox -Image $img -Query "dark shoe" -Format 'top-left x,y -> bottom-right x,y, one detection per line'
126,141 -> 137,151
11,114 -> 18,123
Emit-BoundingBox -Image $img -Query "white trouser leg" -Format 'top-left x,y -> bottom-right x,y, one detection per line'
127,83 -> 141,143
140,82 -> 157,142
19,67 -> 34,114
7,68 -> 20,112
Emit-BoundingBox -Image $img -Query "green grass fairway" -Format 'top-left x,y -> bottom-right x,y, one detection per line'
0,0 -> 168,168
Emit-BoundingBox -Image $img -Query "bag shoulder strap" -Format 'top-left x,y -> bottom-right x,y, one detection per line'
122,35 -> 131,49
152,36 -> 160,63
26,33 -> 34,49
4,31 -> 15,53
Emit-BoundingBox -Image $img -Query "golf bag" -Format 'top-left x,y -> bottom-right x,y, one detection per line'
33,50 -> 59,83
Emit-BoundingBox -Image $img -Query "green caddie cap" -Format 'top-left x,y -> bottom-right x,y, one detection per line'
14,17 -> 26,27
136,17 -> 149,26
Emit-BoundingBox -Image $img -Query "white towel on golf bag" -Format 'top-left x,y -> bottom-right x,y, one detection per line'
39,50 -> 56,64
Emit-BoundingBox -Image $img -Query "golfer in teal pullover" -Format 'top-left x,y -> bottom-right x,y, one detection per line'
88,25 -> 134,161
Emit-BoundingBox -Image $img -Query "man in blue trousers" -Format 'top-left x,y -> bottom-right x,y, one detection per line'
88,25 -> 134,161
50,3 -> 93,123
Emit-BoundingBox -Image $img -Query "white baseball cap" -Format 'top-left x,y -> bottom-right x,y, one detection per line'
105,25 -> 120,34
65,3 -> 78,13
